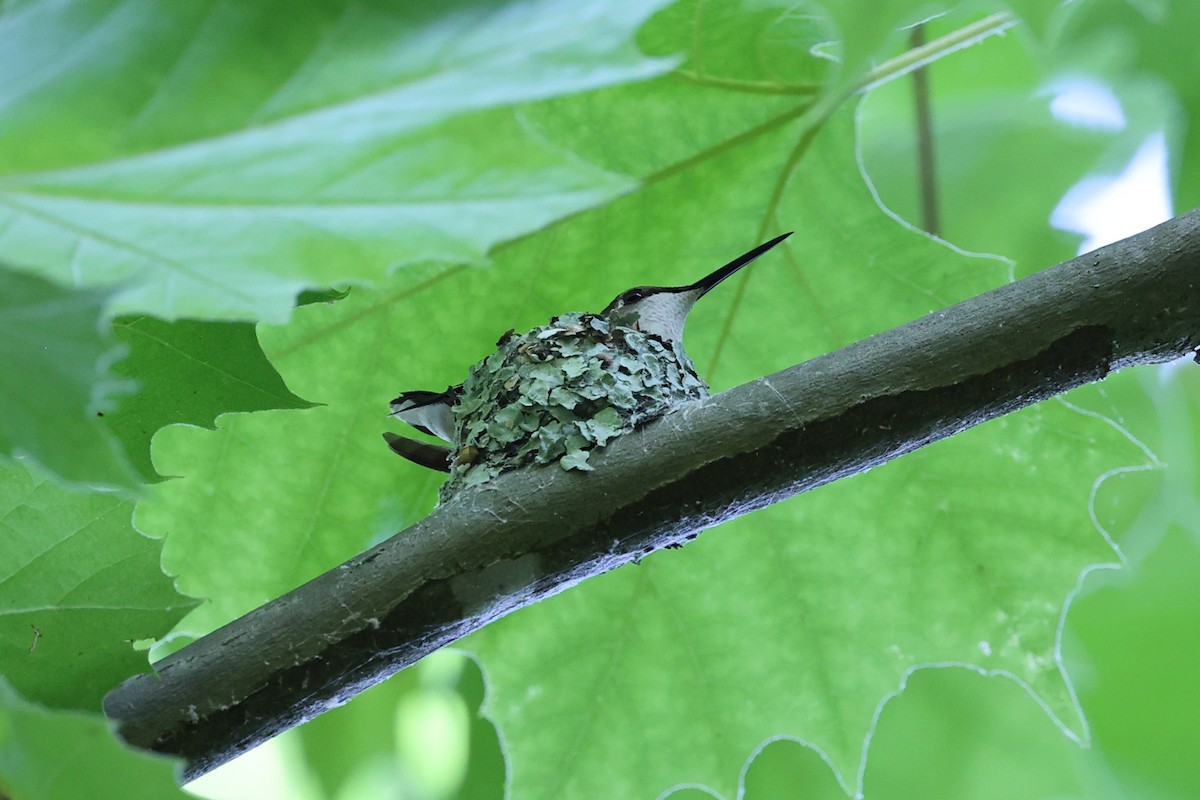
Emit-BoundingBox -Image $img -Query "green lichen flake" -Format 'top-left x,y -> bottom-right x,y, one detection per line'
439,313 -> 708,499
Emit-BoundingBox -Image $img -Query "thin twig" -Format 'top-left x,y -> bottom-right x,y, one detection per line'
909,23 -> 940,236
858,12 -> 1018,93
671,13 -> 1018,100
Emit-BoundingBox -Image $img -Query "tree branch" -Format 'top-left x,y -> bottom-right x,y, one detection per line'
105,211 -> 1200,781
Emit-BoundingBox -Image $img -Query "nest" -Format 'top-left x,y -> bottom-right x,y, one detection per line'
440,312 -> 708,499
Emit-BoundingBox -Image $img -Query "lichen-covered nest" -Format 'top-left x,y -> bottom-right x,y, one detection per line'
440,312 -> 708,499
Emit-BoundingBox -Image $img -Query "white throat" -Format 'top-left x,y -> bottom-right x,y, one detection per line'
623,289 -> 701,344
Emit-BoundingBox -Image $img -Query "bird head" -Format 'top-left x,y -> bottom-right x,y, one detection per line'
601,232 -> 791,344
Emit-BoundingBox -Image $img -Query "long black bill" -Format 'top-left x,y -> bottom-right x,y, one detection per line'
688,231 -> 793,297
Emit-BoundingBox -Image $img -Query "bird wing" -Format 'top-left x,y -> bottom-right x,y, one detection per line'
389,385 -> 460,442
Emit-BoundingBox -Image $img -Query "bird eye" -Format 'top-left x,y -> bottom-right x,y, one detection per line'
625,289 -> 644,302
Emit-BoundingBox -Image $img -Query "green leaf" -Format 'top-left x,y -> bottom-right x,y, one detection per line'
130,21 -> 817,634
742,739 -> 851,800
1059,0 -> 1200,209
0,678 -> 189,800
738,667 -> 1090,800
0,0 -> 676,322
860,668 -> 1087,798
1064,526 -> 1200,798
461,101 -> 1141,798
294,651 -> 505,800
822,0 -> 953,92
0,264 -> 139,489
134,271 -> 452,633
467,403 -> 1133,798
0,457 -> 196,711
138,86 -> 1145,800
999,0 -> 1067,38
117,5 -> 1170,798
107,317 -> 314,481
645,0 -> 953,99
858,7 -> 1124,273
639,0 -> 833,90
740,424 -> 1200,800
295,286 -> 351,308
558,448 -> 593,471
295,661 -> 423,799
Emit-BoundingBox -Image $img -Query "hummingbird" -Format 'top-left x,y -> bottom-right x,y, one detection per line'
386,232 -> 792,473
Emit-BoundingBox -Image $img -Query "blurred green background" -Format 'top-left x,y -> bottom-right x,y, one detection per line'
1,1 -> 1197,798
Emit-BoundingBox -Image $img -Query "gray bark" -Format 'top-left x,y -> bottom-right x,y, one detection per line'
104,210 -> 1200,781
